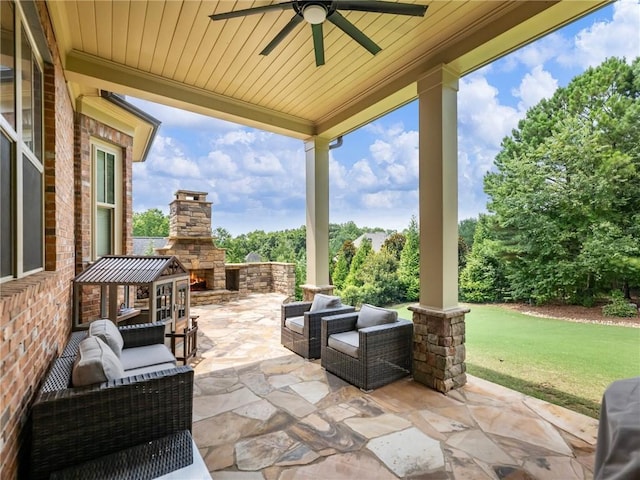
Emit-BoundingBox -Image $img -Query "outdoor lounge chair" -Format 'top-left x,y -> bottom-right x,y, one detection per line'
321,304 -> 413,391
281,294 -> 355,359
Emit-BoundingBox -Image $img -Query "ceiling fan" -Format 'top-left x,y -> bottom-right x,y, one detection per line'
209,1 -> 428,66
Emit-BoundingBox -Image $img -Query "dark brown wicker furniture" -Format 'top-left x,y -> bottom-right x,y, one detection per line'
50,430 -> 210,480
321,311 -> 413,391
30,323 -> 194,480
281,301 -> 355,359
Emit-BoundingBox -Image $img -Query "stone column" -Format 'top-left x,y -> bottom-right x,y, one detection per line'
303,137 -> 333,299
410,305 -> 469,393
412,64 -> 469,393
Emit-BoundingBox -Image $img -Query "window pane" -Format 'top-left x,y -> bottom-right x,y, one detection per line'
0,2 -> 15,128
23,155 -> 42,271
21,28 -> 32,151
96,207 -> 112,257
106,152 -> 115,204
32,58 -> 42,161
1,132 -> 13,277
96,149 -> 105,202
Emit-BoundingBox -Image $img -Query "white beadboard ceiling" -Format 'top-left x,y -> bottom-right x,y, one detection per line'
46,1 -> 610,140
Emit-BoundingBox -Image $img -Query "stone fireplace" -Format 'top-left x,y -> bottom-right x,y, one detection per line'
156,189 -> 296,305
156,190 -> 226,296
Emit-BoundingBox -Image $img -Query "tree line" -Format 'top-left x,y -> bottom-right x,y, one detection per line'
133,57 -> 639,314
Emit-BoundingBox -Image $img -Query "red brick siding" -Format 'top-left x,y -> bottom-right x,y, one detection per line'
0,2 -> 75,478
74,116 -> 134,275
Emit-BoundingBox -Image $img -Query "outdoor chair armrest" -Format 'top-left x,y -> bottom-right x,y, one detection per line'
119,322 -> 166,348
281,301 -> 312,324
358,318 -> 413,336
321,312 -> 359,338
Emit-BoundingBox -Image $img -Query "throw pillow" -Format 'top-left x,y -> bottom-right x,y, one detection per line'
89,319 -> 124,357
309,293 -> 342,312
356,304 -> 398,329
72,336 -> 125,387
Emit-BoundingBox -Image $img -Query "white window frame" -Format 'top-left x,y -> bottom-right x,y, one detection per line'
0,1 -> 44,283
91,139 -> 122,260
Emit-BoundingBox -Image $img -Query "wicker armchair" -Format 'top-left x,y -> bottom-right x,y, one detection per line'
321,308 -> 413,391
281,299 -> 355,359
30,323 -> 194,480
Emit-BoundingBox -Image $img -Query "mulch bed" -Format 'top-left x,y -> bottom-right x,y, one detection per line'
500,302 -> 640,328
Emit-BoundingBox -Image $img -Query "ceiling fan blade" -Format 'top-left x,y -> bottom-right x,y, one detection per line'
328,11 -> 381,56
210,2 -> 295,21
335,1 -> 428,17
311,23 -> 325,66
260,14 -> 304,56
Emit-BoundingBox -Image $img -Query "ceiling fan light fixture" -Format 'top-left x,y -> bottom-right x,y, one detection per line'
303,4 -> 327,24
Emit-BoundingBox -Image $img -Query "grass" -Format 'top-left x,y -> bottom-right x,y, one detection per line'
392,303 -> 640,418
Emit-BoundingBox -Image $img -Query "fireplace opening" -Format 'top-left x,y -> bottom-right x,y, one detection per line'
190,270 -> 213,292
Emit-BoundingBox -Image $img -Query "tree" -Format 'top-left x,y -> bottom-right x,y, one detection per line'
344,238 -> 373,287
484,57 -> 640,304
398,216 -> 420,301
132,208 -> 169,237
458,218 -> 477,250
459,215 -> 508,302
332,240 -> 356,289
382,232 -> 406,261
359,249 -> 404,306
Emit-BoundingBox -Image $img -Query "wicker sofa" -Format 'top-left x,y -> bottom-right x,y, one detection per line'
321,305 -> 413,391
30,323 -> 194,480
281,296 -> 355,359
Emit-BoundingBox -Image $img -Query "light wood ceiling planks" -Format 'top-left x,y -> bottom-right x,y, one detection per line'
47,0 -> 611,139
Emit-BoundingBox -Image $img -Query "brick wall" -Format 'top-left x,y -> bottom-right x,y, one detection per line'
0,2 -> 75,477
74,115 -> 134,275
74,110 -> 134,323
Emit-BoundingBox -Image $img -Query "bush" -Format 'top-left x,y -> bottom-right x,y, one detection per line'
602,290 -> 638,318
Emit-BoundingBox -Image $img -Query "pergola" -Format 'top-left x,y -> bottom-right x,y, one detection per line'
45,0 -> 611,391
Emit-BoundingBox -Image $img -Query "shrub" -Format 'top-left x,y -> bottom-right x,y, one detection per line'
602,290 -> 638,318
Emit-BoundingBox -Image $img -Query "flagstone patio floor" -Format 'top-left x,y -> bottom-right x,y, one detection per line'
189,293 -> 599,479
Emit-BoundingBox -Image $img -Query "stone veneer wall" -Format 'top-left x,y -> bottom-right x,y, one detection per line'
0,3 -> 75,477
190,263 -> 295,306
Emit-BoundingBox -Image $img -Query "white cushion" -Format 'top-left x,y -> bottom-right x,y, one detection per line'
285,315 -> 305,335
356,304 -> 398,330
89,319 -> 124,357
120,344 -> 177,371
72,336 -> 125,387
310,294 -> 342,312
328,331 -> 360,359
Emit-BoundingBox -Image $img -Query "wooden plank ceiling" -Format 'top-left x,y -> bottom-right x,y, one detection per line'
46,1 -> 610,139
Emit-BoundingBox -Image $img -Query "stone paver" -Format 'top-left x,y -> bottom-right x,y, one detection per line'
189,293 -> 600,479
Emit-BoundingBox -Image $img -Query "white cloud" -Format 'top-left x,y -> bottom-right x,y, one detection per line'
215,130 -> 259,146
512,33 -> 570,69
458,74 -> 521,147
349,159 -> 378,189
205,150 -> 237,175
561,0 -> 640,68
512,65 -> 559,111
243,152 -> 284,175
144,135 -> 201,178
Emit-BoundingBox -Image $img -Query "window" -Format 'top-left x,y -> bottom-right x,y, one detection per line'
0,1 -> 44,282
92,141 -> 122,259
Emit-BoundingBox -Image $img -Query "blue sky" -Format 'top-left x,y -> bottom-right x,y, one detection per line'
130,0 -> 639,236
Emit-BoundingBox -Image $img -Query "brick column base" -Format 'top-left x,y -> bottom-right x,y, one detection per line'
409,305 -> 470,393
300,284 -> 335,302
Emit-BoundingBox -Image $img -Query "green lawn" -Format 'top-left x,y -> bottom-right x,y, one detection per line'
393,303 -> 640,418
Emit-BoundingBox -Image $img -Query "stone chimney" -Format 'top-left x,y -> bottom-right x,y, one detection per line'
156,190 -> 226,291
169,190 -> 212,239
